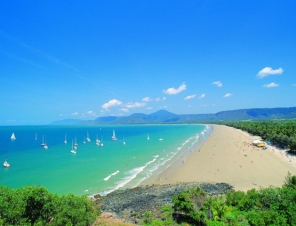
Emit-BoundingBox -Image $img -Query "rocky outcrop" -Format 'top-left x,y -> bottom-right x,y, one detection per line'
95,182 -> 233,224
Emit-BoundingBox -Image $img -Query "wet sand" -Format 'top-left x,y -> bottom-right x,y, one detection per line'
148,124 -> 296,191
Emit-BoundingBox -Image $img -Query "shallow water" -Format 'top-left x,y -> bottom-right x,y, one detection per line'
0,124 -> 211,196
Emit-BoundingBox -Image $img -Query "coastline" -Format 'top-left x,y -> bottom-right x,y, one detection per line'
145,124 -> 296,191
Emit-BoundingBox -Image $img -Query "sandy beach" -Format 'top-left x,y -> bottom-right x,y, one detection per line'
149,124 -> 296,191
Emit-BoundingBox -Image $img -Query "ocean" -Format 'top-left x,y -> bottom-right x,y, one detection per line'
0,124 -> 211,196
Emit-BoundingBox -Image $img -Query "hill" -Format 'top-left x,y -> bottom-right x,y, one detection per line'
51,107 -> 296,125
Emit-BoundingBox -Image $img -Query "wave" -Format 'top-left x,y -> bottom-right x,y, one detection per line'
100,155 -> 159,195
103,170 -> 120,181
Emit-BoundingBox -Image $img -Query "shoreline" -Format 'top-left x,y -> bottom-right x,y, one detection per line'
145,124 -> 296,191
140,125 -> 213,186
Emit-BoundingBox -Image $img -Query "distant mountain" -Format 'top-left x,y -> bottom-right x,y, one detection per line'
50,107 -> 296,125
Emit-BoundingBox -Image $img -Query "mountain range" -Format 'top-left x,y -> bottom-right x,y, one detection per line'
51,107 -> 296,125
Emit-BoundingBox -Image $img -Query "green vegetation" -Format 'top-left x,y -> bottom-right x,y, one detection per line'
140,173 -> 296,225
0,186 -> 98,225
217,120 -> 296,152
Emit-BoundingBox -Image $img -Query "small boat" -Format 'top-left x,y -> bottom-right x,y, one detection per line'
64,134 -> 67,144
86,131 -> 91,142
123,136 -> 126,145
43,144 -> 48,149
83,137 -> 86,144
35,133 -> 37,140
71,140 -> 76,154
11,133 -> 16,140
159,138 -> 164,141
3,160 -> 10,168
147,134 -> 150,140
111,130 -> 118,141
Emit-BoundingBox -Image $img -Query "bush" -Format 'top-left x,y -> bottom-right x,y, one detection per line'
0,186 -> 98,225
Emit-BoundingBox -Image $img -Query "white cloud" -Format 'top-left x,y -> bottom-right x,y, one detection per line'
87,110 -> 95,115
142,97 -> 152,102
263,82 -> 279,88
155,97 -> 166,102
163,83 -> 186,95
146,107 -> 153,110
257,67 -> 283,78
102,99 -> 122,109
72,112 -> 79,116
184,94 -> 196,100
223,93 -> 232,98
198,94 -> 206,99
125,102 -> 146,108
212,81 -> 222,87
120,108 -> 129,112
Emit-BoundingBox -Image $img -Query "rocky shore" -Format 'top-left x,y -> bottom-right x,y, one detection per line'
94,182 -> 233,224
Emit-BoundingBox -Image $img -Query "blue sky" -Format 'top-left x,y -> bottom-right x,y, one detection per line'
0,1 -> 295,125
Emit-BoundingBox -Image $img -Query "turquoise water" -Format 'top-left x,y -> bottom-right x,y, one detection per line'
0,124 -> 211,196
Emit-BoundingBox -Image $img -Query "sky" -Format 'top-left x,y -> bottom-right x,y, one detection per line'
0,1 -> 296,125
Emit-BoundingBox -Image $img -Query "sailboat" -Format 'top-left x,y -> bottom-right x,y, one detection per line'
43,135 -> 48,149
35,133 -> 37,140
11,133 -> 16,140
86,131 -> 91,142
74,137 -> 78,146
147,134 -> 150,140
122,136 -> 126,145
3,160 -> 10,168
3,151 -> 10,168
64,134 -> 67,144
83,137 -> 86,144
111,130 -> 118,141
71,140 -> 76,154
96,135 -> 100,145
41,135 -> 46,146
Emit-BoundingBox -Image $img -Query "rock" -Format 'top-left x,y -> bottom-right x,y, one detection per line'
98,182 -> 233,223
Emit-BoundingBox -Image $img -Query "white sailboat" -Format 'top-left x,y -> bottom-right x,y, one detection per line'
3,160 -> 10,168
147,134 -> 150,140
122,136 -> 126,145
96,135 -> 100,144
74,137 -> 78,146
41,135 -> 46,146
83,137 -> 86,144
86,131 -> 91,142
64,134 -> 67,144
35,133 -> 37,140
111,130 -> 118,141
43,135 -> 48,149
71,140 -> 76,154
11,133 -> 16,140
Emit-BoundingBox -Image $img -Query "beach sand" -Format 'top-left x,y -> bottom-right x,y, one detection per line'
148,124 -> 296,191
